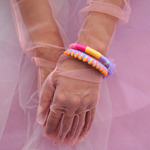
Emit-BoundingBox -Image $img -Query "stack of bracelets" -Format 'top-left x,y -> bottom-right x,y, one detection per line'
63,43 -> 115,77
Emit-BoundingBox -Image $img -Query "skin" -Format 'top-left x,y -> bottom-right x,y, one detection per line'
17,0 -> 64,87
16,0 -> 125,146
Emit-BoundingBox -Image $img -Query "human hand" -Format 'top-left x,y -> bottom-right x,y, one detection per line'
35,0 -> 122,146
36,57 -> 102,146
34,30 -> 65,94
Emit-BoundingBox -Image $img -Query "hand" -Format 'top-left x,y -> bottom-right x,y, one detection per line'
36,58 -> 102,146
17,0 -> 65,93
35,46 -> 64,94
34,30 -> 65,94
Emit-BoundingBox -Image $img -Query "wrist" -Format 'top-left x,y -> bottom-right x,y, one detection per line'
35,31 -> 65,62
76,36 -> 108,57
61,58 -> 92,71
35,47 -> 64,62
76,11 -> 118,56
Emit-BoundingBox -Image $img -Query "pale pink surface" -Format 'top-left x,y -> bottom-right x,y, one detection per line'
0,0 -> 150,149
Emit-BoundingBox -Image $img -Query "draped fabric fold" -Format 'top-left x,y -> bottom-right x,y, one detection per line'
0,0 -> 150,149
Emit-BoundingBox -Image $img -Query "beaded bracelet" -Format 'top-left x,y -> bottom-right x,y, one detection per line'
69,43 -> 110,69
64,49 -> 108,76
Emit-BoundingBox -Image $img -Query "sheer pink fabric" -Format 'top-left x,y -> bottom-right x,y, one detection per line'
0,0 -> 150,149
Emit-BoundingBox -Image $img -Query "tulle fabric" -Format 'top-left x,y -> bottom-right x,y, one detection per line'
0,0 -> 150,149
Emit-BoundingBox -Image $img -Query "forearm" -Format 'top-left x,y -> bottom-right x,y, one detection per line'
17,0 -> 64,61
77,0 -> 125,56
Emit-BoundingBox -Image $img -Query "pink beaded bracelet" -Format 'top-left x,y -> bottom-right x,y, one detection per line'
69,43 -> 110,69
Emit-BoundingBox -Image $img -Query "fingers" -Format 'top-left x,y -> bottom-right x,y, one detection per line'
78,108 -> 96,142
84,108 -> 96,136
53,113 -> 74,146
68,113 -> 86,146
43,111 -> 62,138
43,105 -> 96,146
65,115 -> 79,144
80,111 -> 91,137
36,75 -> 55,125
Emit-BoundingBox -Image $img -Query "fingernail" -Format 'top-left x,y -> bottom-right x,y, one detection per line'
42,132 -> 53,139
77,137 -> 84,143
78,136 -> 83,141
37,105 -> 43,114
68,142 -> 74,146
68,139 -> 76,146
53,141 -> 61,146
36,114 -> 45,125
83,131 -> 88,137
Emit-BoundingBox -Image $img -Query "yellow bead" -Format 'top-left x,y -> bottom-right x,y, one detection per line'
85,46 -> 101,59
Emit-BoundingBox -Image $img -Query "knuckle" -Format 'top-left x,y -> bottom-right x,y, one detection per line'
87,102 -> 96,109
55,92 -> 66,103
70,96 -> 80,106
58,131 -> 64,140
71,100 -> 79,106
